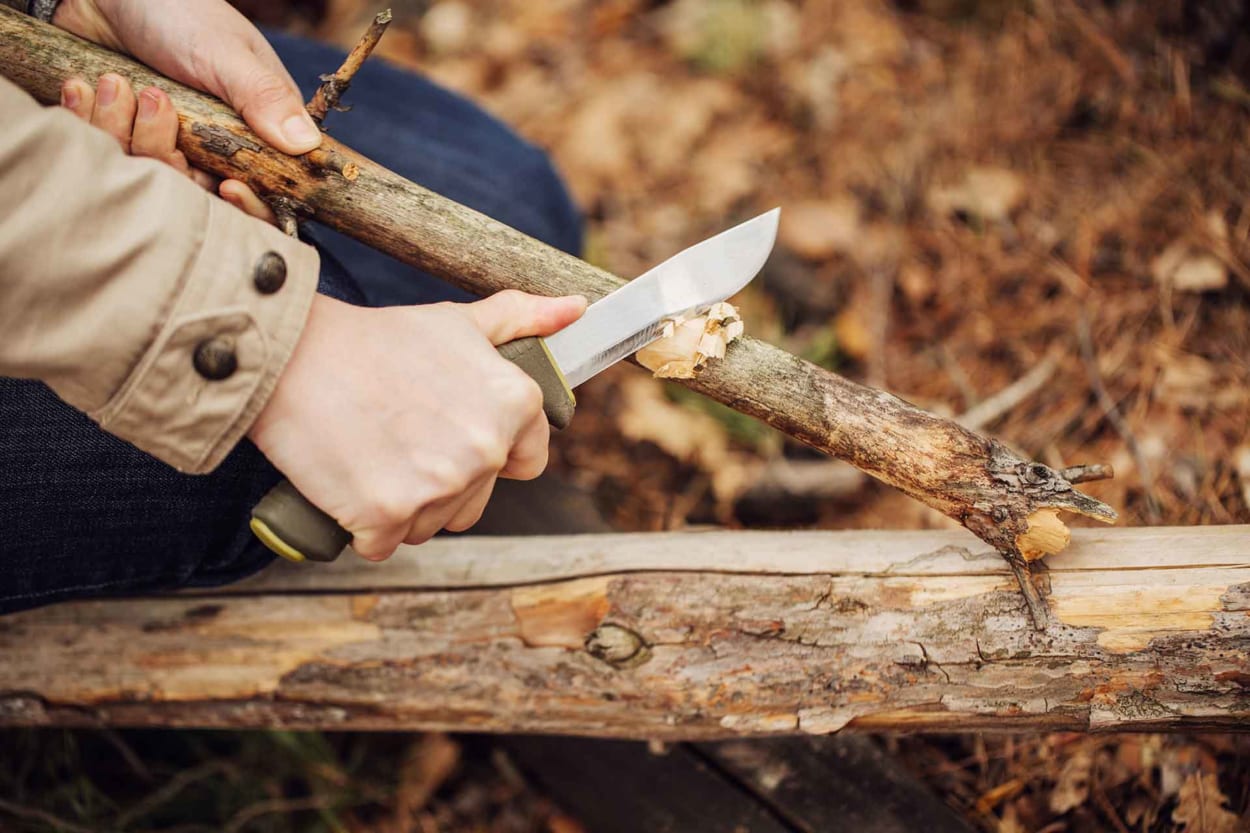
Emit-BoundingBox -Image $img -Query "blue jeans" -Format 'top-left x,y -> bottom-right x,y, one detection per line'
0,32 -> 582,614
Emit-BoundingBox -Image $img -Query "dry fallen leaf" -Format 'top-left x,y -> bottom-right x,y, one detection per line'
1152,241 -> 1229,293
926,167 -> 1025,224
1172,772 -> 1241,833
777,198 -> 861,260
1049,747 -> 1093,814
615,375 -> 752,505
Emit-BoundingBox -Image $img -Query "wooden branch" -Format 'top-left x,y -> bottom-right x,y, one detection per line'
1,527 -> 1246,736
305,8 -> 392,125
0,10 -> 1116,582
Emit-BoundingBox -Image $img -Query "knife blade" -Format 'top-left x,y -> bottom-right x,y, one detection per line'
250,208 -> 780,563
548,207 -> 780,388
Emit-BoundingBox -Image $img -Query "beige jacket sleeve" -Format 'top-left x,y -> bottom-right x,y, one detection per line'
0,75 -> 319,474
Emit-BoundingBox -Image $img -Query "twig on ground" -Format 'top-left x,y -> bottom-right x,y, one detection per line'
1061,464 -> 1115,485
114,760 -> 237,830
306,9 -> 393,125
0,796 -> 97,833
958,355 -> 1059,432
223,795 -> 343,833
1077,309 -> 1161,521
99,726 -> 155,783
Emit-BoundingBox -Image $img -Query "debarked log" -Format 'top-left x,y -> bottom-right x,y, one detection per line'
1,526 -> 1246,736
0,9 -> 1116,601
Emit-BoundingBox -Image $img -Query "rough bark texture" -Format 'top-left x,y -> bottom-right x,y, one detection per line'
0,10 -> 1115,567
1,527 -> 1246,736
305,8 -> 392,124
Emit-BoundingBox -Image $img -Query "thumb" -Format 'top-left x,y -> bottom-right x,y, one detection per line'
463,291 -> 588,346
213,38 -> 322,155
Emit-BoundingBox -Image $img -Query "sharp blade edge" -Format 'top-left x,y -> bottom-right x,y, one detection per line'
545,208 -> 779,386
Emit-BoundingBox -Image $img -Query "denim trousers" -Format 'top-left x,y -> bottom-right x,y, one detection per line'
0,32 -> 583,614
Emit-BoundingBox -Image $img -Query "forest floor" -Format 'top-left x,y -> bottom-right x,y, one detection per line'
4,0 -> 1249,831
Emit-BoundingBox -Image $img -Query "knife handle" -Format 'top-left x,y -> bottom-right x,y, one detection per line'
249,336 -> 576,563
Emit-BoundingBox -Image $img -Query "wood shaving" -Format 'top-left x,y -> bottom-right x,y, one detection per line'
635,302 -> 744,379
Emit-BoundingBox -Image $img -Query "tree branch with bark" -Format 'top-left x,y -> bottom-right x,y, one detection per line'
0,8 -> 1117,625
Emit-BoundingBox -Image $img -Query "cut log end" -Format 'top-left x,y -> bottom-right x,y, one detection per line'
1016,508 -> 1073,561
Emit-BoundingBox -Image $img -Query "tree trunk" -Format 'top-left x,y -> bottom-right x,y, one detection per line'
0,9 -> 1116,601
1,526 -> 1246,736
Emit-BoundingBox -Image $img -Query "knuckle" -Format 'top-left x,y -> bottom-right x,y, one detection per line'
466,427 -> 508,471
349,533 -> 393,562
499,371 -> 542,413
424,457 -> 472,499
445,507 -> 485,533
363,486 -> 414,528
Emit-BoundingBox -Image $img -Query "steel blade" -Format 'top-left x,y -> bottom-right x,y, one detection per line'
546,208 -> 779,388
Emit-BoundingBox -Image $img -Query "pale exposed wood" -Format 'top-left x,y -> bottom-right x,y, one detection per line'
0,9 -> 1116,596
1,527 -> 1246,736
218,525 -> 1247,591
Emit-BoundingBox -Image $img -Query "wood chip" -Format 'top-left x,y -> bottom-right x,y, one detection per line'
636,301 -> 744,379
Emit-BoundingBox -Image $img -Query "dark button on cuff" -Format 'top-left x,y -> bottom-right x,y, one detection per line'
253,251 -> 287,294
193,337 -> 238,380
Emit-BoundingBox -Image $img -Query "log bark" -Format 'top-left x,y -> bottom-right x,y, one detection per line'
0,10 -> 1116,590
1,526 -> 1246,736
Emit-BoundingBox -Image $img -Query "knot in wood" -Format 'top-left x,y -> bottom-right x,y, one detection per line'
585,624 -> 649,668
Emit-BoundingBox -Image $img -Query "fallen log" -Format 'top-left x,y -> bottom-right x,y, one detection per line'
0,9 -> 1116,624
1,526 -> 1246,736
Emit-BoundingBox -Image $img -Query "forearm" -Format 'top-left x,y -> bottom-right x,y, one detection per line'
0,76 -> 319,473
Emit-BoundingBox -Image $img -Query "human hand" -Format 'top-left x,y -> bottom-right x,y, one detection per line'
60,73 -> 276,223
248,291 -> 588,561
53,0 -> 322,155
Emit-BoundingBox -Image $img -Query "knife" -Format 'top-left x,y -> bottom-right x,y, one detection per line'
249,208 -> 780,563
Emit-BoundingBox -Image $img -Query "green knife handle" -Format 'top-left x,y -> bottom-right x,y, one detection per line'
496,335 -> 576,430
249,336 -> 576,563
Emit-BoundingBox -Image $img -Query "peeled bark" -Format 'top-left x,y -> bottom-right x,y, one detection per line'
0,10 -> 1116,588
0,527 -> 1247,736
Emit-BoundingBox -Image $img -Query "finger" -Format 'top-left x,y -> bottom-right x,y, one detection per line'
204,29 -> 322,154
220,180 -> 278,225
462,291 -> 588,346
190,168 -> 220,192
443,474 -> 497,533
499,409 -> 550,481
131,87 -> 181,163
348,524 -> 406,563
90,73 -> 137,152
163,150 -> 193,177
402,493 -> 471,546
60,78 -> 95,121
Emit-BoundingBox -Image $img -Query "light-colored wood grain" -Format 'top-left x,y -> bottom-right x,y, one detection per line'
2,527 -> 1246,736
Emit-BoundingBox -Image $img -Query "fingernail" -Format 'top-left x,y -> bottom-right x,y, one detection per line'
137,89 -> 159,120
281,113 -> 321,150
61,82 -> 79,110
97,75 -> 119,106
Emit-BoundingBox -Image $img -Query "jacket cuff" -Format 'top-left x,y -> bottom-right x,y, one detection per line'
89,199 -> 319,474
